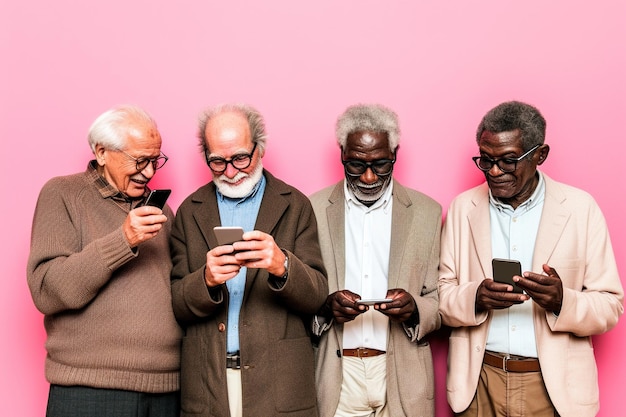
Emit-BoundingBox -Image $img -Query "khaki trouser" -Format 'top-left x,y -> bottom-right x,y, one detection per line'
457,362 -> 559,417
335,354 -> 388,417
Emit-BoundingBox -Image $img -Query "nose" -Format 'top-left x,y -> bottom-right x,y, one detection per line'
488,163 -> 505,176
224,161 -> 240,178
140,163 -> 156,178
360,167 -> 378,184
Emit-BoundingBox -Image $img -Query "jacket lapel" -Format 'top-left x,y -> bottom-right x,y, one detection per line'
326,183 -> 346,290
191,182 -> 223,249
467,185 -> 494,280
388,181 -> 412,289
532,175 -> 570,270
246,171 -> 289,293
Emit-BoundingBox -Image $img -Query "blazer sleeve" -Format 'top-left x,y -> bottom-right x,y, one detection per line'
546,196 -> 623,336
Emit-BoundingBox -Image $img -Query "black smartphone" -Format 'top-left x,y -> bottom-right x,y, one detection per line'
492,258 -> 523,293
142,189 -> 171,209
213,226 -> 244,246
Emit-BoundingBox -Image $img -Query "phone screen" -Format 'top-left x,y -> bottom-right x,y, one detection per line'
355,298 -> 393,305
492,258 -> 523,293
213,226 -> 244,246
142,189 -> 171,209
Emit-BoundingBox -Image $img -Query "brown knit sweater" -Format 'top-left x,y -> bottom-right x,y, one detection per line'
27,162 -> 182,393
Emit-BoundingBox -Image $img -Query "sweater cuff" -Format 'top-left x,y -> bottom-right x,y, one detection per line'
97,228 -> 137,271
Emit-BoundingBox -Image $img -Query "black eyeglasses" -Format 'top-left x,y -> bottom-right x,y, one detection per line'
205,142 -> 257,174
472,145 -> 540,173
341,157 -> 396,177
120,150 -> 168,172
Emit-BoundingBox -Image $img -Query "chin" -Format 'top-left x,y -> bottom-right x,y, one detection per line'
354,188 -> 384,203
348,176 -> 391,204
215,163 -> 263,198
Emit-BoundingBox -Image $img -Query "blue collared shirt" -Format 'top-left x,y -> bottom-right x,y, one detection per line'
217,175 -> 266,354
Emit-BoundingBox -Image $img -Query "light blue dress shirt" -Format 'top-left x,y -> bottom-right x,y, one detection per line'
217,175 -> 266,354
486,172 -> 545,357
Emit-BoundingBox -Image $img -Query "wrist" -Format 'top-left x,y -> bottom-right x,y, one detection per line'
404,307 -> 420,327
279,249 -> 289,280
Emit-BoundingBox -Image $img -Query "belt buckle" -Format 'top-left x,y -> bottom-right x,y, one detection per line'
357,348 -> 372,358
502,355 -> 510,372
227,354 -> 241,369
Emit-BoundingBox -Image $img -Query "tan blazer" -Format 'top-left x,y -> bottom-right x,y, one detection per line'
171,170 -> 328,417
311,180 -> 442,417
439,172 -> 624,417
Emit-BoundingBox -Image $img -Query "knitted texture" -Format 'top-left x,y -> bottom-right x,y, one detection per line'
27,163 -> 181,393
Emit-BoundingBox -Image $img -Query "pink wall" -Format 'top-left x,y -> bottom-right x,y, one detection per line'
1,1 -> 624,415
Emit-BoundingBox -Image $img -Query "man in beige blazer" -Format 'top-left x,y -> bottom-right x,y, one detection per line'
439,101 -> 624,417
311,104 -> 442,417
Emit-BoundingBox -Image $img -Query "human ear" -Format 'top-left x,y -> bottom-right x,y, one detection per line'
537,144 -> 550,165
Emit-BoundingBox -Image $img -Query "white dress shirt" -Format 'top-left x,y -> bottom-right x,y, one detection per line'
342,180 -> 393,352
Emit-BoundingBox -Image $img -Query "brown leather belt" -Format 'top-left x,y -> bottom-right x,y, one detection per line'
226,353 -> 241,369
343,348 -> 386,358
484,351 -> 540,373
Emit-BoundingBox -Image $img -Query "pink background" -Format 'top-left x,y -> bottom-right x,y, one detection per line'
1,1 -> 624,415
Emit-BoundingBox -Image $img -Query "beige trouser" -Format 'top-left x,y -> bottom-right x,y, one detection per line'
227,369 -> 242,417
457,362 -> 559,417
336,354 -> 388,417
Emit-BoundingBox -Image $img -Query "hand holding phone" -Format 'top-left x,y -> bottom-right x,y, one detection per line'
492,258 -> 523,293
142,189 -> 171,209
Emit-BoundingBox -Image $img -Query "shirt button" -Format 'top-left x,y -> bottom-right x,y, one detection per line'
218,323 -> 226,332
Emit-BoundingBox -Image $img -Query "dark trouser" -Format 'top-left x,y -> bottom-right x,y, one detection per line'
46,385 -> 179,417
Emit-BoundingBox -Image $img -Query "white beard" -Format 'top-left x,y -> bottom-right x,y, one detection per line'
346,174 -> 392,204
214,161 -> 264,198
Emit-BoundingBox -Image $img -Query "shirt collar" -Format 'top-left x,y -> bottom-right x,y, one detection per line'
87,160 -> 147,205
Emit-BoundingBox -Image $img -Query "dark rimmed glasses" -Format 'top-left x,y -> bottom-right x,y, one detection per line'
205,142 -> 257,174
341,157 -> 396,177
472,144 -> 540,173
120,150 -> 168,172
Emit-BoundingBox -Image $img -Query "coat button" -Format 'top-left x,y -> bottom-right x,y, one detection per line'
218,323 -> 226,332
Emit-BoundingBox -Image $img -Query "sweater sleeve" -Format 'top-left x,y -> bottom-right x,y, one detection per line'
27,177 -> 137,315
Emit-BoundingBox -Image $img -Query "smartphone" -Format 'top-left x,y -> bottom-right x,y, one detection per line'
213,226 -> 244,246
492,258 -> 523,293
142,189 -> 171,209
355,298 -> 393,305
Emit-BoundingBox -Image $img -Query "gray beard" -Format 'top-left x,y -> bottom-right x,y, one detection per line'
214,161 -> 264,198
347,175 -> 392,204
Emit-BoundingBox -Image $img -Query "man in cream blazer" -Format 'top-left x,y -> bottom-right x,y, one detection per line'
439,101 -> 623,417
311,104 -> 441,417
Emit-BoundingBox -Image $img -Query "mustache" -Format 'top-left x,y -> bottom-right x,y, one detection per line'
354,179 -> 385,189
218,171 -> 248,184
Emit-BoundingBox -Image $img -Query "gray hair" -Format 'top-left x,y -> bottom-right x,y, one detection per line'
87,105 -> 157,153
336,104 -> 400,152
198,103 -> 268,155
476,101 -> 546,150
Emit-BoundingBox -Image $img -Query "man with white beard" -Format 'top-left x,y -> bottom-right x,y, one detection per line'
311,104 -> 442,417
170,103 -> 328,417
